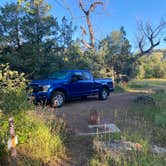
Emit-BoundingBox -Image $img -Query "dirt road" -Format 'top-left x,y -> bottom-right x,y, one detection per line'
56,92 -> 137,134
55,92 -> 139,165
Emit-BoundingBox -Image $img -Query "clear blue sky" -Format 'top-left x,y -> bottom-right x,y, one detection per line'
1,0 -> 166,51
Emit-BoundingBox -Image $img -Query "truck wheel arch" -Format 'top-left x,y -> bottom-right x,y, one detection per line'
101,85 -> 109,95
50,88 -> 68,101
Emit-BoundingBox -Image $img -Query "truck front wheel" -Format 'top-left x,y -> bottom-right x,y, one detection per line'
51,91 -> 65,108
99,88 -> 108,100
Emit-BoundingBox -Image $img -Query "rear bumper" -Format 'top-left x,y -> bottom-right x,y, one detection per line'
109,88 -> 114,92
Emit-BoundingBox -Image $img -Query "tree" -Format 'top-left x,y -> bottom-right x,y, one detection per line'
99,27 -> 134,79
0,1 -> 78,79
79,0 -> 104,49
136,19 -> 166,57
0,3 -> 23,49
58,16 -> 75,56
136,51 -> 166,79
21,0 -> 58,45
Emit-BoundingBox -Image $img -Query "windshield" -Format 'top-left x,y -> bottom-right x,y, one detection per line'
48,71 -> 71,80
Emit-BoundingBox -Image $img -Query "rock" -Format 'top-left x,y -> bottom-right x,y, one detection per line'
78,123 -> 121,136
151,145 -> 166,154
134,95 -> 156,105
109,140 -> 143,152
88,123 -> 121,133
93,140 -> 143,154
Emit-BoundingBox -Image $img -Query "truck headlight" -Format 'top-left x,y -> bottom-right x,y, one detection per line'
42,85 -> 51,92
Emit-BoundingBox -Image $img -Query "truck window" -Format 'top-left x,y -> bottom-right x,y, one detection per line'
82,71 -> 91,80
48,71 -> 70,80
72,72 -> 84,80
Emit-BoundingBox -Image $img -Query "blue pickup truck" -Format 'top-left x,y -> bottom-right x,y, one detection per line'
28,70 -> 114,107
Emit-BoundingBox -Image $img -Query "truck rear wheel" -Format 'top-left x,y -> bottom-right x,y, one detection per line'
51,91 -> 65,108
99,88 -> 108,100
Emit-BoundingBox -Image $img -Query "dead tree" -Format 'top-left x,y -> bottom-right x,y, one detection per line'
136,19 -> 166,57
79,0 -> 104,48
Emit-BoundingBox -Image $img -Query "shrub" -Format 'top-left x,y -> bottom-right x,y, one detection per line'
0,63 -> 32,114
18,115 -> 66,163
0,111 -> 67,165
0,64 -> 66,165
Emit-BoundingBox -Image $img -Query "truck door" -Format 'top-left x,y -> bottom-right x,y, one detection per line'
69,71 -> 93,97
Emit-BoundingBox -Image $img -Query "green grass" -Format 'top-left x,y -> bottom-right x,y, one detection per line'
128,79 -> 166,89
0,111 -> 67,165
103,152 -> 165,166
89,80 -> 166,166
114,79 -> 166,93
114,83 -> 128,93
0,89 -> 67,166
1,75 -> 166,165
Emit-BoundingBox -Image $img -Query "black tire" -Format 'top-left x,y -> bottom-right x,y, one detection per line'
99,88 -> 108,100
51,91 -> 65,108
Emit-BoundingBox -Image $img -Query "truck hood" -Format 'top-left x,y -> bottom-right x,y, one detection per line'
30,79 -> 68,86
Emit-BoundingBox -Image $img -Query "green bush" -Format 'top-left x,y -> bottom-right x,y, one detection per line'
18,113 -> 66,163
136,52 -> 166,79
114,83 -> 128,93
0,111 -> 67,165
0,64 -> 67,165
0,63 -> 32,114
90,149 -> 166,166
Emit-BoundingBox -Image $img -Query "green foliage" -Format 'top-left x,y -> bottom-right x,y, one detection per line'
0,1 -> 75,79
90,121 -> 165,166
19,114 -> 66,162
128,81 -> 150,89
105,152 -> 166,166
152,90 -> 166,127
0,63 -> 25,90
133,89 -> 166,128
0,64 -> 67,164
99,26 -> 136,79
0,111 -> 67,165
90,142 -> 166,166
0,63 -> 67,164
0,63 -> 32,114
128,79 -> 166,89
89,79 -> 166,166
0,1 -> 166,81
89,156 -> 100,166
136,52 -> 166,79
0,3 -> 22,48
114,83 -> 128,93
0,2 -> 135,80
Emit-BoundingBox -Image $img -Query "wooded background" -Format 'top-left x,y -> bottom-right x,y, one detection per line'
0,0 -> 166,80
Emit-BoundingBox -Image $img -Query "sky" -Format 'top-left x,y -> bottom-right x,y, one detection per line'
1,0 -> 166,51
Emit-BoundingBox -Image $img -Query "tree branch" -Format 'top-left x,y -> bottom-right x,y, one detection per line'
136,19 -> 166,57
89,1 -> 103,13
79,0 -> 104,48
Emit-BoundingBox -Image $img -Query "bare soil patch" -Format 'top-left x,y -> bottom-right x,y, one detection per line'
54,92 -> 139,165
56,93 -> 137,134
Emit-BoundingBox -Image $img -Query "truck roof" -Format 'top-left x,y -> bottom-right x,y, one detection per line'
61,69 -> 90,72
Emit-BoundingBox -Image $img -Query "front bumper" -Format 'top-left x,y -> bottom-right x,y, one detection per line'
28,92 -> 50,104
